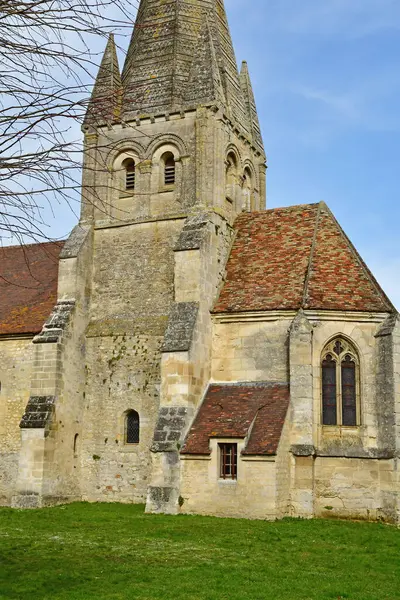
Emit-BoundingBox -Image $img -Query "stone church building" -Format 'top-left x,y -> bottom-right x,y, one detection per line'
1,0 -> 399,522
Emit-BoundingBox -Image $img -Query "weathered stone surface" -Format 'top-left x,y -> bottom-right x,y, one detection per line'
20,396 -> 56,429
33,301 -> 75,344
174,213 -> 209,251
59,225 -> 90,259
151,407 -> 191,453
291,445 -> 316,457
162,303 -> 199,353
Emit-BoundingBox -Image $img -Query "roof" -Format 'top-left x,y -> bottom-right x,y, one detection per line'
181,382 -> 290,456
0,242 -> 63,336
214,202 -> 394,314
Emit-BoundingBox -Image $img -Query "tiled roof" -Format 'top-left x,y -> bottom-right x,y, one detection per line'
214,202 -> 394,314
0,242 -> 63,336
181,383 -> 290,456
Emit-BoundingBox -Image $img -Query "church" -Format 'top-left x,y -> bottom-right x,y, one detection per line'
0,0 -> 399,522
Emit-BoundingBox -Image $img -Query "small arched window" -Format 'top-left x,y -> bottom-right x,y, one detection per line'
125,410 -> 140,444
321,338 -> 359,426
163,153 -> 175,186
122,158 -> 136,191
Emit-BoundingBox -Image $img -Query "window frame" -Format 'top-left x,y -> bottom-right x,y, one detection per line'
219,442 -> 238,480
125,410 -> 140,445
121,157 -> 136,192
321,337 -> 361,427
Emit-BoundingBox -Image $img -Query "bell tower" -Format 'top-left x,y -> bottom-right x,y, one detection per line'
81,0 -> 266,225
76,0 -> 266,509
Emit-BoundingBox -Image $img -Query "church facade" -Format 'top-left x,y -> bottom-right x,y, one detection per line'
0,0 -> 399,522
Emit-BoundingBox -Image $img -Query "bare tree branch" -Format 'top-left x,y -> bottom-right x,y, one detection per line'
0,0 -> 139,245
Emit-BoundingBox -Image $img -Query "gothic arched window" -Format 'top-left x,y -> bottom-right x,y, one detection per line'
163,152 -> 175,186
125,410 -> 140,444
122,158 -> 136,191
321,338 -> 360,427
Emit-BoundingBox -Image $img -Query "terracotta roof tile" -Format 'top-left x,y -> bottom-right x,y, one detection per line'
0,242 -> 63,336
181,383 -> 290,456
214,202 -> 393,314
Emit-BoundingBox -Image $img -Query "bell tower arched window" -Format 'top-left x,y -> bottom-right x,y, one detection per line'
122,158 -> 136,191
321,338 -> 359,426
163,153 -> 175,186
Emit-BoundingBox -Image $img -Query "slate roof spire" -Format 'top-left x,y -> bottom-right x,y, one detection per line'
240,61 -> 264,153
119,0 -> 263,148
84,34 -> 122,128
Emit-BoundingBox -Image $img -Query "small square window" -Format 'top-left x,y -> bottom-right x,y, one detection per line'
219,443 -> 237,480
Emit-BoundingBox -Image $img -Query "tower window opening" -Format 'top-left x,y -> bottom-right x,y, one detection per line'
125,410 -> 140,444
122,158 -> 136,191
73,433 -> 79,458
164,153 -> 176,186
219,443 -> 237,480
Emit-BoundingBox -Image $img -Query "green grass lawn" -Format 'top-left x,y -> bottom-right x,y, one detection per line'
0,503 -> 399,600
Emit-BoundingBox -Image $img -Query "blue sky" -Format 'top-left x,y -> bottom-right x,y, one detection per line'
49,0 -> 400,309
228,0 -> 400,309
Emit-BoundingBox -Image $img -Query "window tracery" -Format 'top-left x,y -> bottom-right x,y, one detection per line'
321,337 -> 359,427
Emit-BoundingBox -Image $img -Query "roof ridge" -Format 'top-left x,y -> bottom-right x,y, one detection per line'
237,202 -> 320,217
0,240 -> 65,251
302,201 -> 323,308
320,203 -> 395,313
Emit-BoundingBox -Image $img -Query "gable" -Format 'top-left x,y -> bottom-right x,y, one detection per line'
214,202 -> 393,314
0,242 -> 63,336
181,383 -> 290,456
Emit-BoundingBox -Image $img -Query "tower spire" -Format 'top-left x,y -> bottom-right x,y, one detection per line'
84,34 -> 122,128
240,61 -> 264,151
120,0 -> 254,138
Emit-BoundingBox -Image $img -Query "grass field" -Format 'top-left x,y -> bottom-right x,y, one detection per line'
0,503 -> 399,600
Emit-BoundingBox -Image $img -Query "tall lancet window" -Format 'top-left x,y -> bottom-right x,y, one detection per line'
242,168 -> 252,211
122,158 -> 136,191
321,338 -> 359,426
225,153 -> 237,202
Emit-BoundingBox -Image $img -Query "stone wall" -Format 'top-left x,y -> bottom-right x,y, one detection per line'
314,456 -> 396,522
80,219 -> 183,502
0,337 -> 33,505
275,413 -> 292,518
180,439 -> 277,519
212,317 -> 291,383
